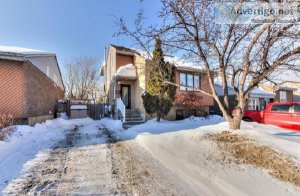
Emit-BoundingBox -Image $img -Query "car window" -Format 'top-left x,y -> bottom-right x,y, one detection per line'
270,104 -> 291,112
294,105 -> 300,113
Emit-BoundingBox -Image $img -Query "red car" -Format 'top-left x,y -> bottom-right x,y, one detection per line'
243,102 -> 300,131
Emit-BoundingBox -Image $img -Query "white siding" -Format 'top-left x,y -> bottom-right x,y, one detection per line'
25,56 -> 64,90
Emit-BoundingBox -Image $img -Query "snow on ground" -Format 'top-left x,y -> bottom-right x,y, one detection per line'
0,117 -> 96,190
114,116 -> 300,196
239,122 -> 300,161
1,115 -> 300,195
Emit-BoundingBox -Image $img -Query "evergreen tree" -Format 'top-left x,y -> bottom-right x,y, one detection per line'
142,38 -> 176,121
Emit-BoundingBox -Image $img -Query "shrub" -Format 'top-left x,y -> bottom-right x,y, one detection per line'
0,114 -> 14,129
0,114 -> 16,141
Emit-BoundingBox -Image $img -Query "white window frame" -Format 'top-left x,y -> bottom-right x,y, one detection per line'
179,72 -> 201,91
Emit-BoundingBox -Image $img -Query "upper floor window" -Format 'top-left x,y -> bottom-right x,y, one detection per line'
179,72 -> 201,91
180,73 -> 187,91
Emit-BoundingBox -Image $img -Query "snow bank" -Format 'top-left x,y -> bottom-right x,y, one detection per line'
120,115 -> 225,139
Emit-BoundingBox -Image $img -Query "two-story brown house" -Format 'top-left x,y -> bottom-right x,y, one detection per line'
0,46 -> 65,125
100,45 -> 214,124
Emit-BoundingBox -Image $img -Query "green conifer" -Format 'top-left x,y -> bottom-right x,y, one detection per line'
142,37 -> 176,121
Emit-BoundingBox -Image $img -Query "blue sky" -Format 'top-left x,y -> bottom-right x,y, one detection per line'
0,0 -> 161,70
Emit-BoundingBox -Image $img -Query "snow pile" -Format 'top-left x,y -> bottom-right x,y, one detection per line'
116,64 -> 137,79
120,115 -> 224,139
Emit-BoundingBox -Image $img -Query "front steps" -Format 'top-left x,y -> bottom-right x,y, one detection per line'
123,109 -> 144,129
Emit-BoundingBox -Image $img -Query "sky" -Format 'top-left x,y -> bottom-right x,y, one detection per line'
0,0 -> 299,82
0,0 -> 161,71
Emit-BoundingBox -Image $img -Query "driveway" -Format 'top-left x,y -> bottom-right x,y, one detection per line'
3,123 -> 180,195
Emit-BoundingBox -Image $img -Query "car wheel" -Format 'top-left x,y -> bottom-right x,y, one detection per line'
243,117 -> 253,122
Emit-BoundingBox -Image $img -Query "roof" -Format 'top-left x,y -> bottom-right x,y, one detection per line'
250,87 -> 275,99
0,45 -> 64,91
278,86 -> 297,91
260,84 -> 297,92
215,82 -> 275,98
110,44 -> 137,55
164,55 -> 204,72
0,45 -> 55,57
109,45 -> 204,72
214,83 -> 236,96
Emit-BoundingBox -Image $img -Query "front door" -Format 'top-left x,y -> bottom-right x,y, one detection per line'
121,85 -> 131,109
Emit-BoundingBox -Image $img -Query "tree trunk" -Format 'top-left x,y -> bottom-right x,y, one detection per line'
156,111 -> 161,122
227,110 -> 243,130
156,94 -> 162,122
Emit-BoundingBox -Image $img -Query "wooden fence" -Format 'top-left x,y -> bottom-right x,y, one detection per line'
87,104 -> 107,120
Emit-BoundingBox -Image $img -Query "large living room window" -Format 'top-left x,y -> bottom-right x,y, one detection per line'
179,72 -> 201,91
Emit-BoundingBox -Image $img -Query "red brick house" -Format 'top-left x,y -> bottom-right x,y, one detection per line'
0,46 -> 65,125
100,45 -> 213,124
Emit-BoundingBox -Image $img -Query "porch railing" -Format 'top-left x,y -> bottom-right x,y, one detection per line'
116,98 -> 126,122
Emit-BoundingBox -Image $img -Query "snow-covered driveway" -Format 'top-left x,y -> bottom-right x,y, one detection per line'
1,121 -> 115,195
1,116 -> 300,195
0,118 -> 178,195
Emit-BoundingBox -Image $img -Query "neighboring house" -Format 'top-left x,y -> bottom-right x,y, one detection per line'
244,88 -> 275,110
100,45 -> 214,122
0,46 -> 65,125
212,83 -> 275,113
260,84 -> 295,102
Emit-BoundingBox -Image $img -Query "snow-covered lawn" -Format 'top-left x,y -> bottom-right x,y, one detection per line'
117,116 -> 300,195
0,115 -> 300,195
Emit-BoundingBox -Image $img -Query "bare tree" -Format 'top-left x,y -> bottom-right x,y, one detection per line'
64,57 -> 101,101
116,0 -> 300,130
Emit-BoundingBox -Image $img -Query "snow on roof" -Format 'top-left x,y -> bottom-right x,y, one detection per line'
116,64 -> 137,79
114,46 -> 203,72
164,55 -> 203,71
249,87 -> 275,98
0,45 -> 55,56
70,105 -> 87,110
0,46 -> 64,90
214,83 -> 236,96
215,81 -> 275,98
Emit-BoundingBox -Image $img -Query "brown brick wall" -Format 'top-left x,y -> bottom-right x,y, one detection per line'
274,90 -> 293,102
0,60 -> 24,118
23,61 -> 64,118
174,70 -> 214,107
